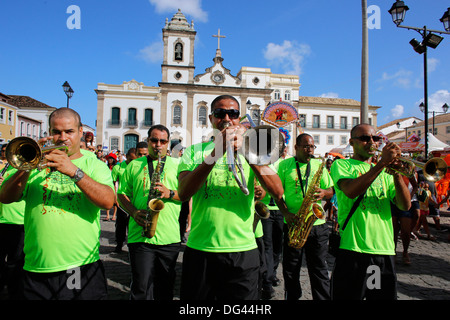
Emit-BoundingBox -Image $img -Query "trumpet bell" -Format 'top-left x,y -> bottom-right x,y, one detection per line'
5,136 -> 68,171
416,157 -> 448,182
5,137 -> 42,171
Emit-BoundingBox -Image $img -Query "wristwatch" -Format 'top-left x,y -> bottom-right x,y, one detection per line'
169,190 -> 175,199
71,168 -> 85,183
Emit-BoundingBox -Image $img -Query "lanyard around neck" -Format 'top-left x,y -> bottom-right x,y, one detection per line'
295,160 -> 311,198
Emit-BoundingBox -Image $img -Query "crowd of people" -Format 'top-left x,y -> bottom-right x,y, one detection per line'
0,95 -> 448,301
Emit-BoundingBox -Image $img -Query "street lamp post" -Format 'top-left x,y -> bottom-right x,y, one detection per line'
62,81 -> 74,108
388,2 -> 450,159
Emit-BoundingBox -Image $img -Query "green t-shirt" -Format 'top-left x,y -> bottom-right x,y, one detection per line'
117,156 -> 181,245
0,166 -> 25,225
277,157 -> 333,226
111,161 -> 128,182
16,153 -> 115,273
178,142 -> 257,253
330,159 -> 396,255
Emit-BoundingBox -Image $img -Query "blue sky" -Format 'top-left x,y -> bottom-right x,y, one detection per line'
1,0 -> 449,130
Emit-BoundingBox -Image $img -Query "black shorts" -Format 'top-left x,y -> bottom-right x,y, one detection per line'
180,246 -> 260,300
331,249 -> 397,300
22,260 -> 107,300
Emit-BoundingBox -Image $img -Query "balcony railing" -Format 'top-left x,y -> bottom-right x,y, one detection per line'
123,119 -> 138,128
107,119 -> 122,128
140,120 -> 154,128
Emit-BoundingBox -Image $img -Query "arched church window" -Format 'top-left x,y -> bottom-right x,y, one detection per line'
173,105 -> 181,124
198,106 -> 207,125
174,43 -> 183,61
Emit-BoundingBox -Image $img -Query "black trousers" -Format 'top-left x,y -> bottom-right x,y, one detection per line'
0,223 -> 25,300
115,206 -> 129,246
22,260 -> 107,300
261,210 -> 284,292
128,242 -> 180,300
180,246 -> 260,300
283,223 -> 331,300
331,249 -> 397,300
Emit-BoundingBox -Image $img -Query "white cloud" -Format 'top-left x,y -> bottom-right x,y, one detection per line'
319,92 -> 339,98
380,69 -> 413,89
263,40 -> 311,76
391,104 -> 404,117
149,0 -> 208,22
138,41 -> 163,64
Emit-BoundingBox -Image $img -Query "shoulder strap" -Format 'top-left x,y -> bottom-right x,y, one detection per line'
341,192 -> 365,231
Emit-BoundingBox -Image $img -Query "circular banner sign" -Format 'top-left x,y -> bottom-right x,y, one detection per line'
262,101 -> 298,128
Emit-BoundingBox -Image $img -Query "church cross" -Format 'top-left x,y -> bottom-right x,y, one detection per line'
212,29 -> 226,50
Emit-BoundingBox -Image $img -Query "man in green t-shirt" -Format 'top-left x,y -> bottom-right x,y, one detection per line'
330,123 -> 410,300
111,147 -> 137,253
0,108 -> 115,300
276,133 -> 334,300
177,95 -> 284,300
117,124 -> 182,300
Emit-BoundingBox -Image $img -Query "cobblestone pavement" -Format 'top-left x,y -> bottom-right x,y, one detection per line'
100,210 -> 450,301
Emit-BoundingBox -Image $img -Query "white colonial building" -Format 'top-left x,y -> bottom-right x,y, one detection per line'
95,9 -> 380,156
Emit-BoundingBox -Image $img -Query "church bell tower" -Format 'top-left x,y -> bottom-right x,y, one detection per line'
161,9 -> 196,84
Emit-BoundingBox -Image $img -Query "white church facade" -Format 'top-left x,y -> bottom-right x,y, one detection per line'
95,9 -> 380,156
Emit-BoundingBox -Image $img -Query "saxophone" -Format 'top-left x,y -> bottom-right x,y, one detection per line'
288,157 -> 326,249
142,152 -> 165,239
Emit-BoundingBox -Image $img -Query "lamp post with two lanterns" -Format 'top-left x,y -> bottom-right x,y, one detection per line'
62,81 -> 74,108
388,1 -> 450,159
419,102 -> 448,136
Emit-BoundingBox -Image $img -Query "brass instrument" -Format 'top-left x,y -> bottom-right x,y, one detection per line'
373,146 -> 447,181
224,122 -> 285,196
288,157 -> 326,249
253,200 -> 270,232
224,122 -> 249,195
5,136 -> 68,171
142,152 -> 165,239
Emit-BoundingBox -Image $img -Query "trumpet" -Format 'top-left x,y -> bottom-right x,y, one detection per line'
5,136 -> 68,172
373,146 -> 447,181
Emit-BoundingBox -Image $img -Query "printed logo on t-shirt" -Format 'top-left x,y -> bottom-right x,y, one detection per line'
41,169 -> 84,215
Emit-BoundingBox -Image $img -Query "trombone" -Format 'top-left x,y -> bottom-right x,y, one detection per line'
5,136 -> 68,172
374,146 -> 447,181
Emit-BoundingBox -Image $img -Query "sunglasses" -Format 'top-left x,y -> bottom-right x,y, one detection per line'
149,138 -> 169,145
298,145 -> 317,149
352,135 -> 382,143
212,108 -> 240,119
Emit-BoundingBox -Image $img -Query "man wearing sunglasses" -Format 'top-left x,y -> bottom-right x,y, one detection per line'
275,133 -> 334,300
177,94 -> 283,300
117,124 -> 182,300
330,123 -> 411,300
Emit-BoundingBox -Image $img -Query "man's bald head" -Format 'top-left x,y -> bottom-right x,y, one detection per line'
49,108 -> 82,129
